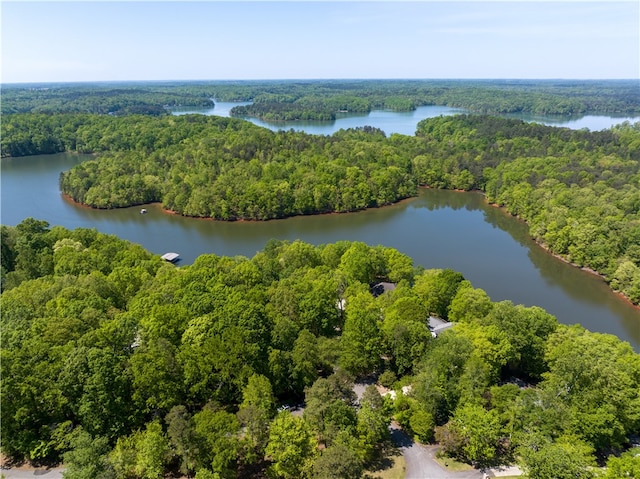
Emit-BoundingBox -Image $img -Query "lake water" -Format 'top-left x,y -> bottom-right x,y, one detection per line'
2,152 -> 639,349
503,112 -> 640,131
171,103 -> 467,136
171,101 -> 640,135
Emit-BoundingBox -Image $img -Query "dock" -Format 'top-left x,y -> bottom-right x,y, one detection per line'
161,252 -> 180,263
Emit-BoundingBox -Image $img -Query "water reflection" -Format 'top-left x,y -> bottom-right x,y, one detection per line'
2,155 -> 639,349
447,190 -> 640,346
172,101 -> 640,135
172,103 -> 465,136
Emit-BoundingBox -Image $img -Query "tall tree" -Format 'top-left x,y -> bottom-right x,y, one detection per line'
313,443 -> 363,479
134,421 -> 170,479
339,291 -> 382,376
265,412 -> 318,479
165,405 -> 199,476
518,435 -> 595,479
435,403 -> 504,467
62,429 -> 114,479
414,269 -> 465,319
541,325 -> 640,450
237,374 -> 276,463
193,404 -> 241,477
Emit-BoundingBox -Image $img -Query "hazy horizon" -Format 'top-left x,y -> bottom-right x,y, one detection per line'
3,78 -> 639,87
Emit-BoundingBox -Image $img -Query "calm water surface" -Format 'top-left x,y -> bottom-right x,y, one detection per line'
503,112 -> 640,131
171,102 -> 466,136
2,152 -> 639,349
172,101 -> 640,135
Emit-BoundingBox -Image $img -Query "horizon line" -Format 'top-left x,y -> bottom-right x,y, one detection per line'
3,78 -> 639,86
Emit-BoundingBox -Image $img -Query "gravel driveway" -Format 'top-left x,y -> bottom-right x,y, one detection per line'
1,466 -> 64,479
389,423 -> 483,479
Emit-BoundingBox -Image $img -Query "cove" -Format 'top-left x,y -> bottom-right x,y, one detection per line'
171,103 -> 466,136
2,152 -> 639,349
171,101 -> 640,136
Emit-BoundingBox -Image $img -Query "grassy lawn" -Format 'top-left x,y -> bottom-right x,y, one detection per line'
433,454 -> 474,472
364,443 -> 406,479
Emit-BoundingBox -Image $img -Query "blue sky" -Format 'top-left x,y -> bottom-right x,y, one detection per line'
2,1 -> 638,83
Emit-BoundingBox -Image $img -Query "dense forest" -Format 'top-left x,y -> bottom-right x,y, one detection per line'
2,221 -> 639,478
3,111 -> 640,305
2,80 -> 640,478
2,79 -> 639,118
227,79 -> 640,121
1,83 -> 213,116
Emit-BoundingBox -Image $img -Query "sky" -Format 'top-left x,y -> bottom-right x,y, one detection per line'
1,1 -> 638,83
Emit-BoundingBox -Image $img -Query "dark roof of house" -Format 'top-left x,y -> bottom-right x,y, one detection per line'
370,282 -> 396,297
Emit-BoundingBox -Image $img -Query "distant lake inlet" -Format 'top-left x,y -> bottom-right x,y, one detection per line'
170,101 -> 640,136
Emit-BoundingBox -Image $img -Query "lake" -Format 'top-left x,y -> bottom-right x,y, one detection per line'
171,101 -> 640,136
2,152 -> 639,349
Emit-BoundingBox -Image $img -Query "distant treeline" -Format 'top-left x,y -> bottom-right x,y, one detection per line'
0,83 -> 213,115
2,79 -> 639,117
227,79 -> 640,121
3,112 -> 640,305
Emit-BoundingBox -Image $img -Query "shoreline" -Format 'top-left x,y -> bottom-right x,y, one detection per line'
483,196 -> 640,312
160,195 -> 419,222
62,192 -> 418,222
61,188 -> 640,311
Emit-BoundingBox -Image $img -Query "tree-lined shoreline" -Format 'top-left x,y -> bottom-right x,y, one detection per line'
3,110 -> 640,306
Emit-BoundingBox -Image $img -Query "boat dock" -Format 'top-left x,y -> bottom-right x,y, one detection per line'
161,252 -> 180,263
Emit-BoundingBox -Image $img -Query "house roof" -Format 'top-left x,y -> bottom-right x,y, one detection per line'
371,282 -> 396,297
